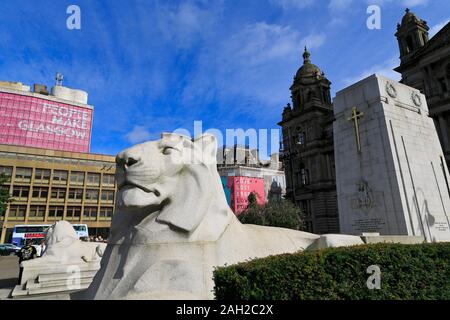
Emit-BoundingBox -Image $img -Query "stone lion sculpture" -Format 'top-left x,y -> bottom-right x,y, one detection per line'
83,133 -> 363,300
24,221 -> 106,266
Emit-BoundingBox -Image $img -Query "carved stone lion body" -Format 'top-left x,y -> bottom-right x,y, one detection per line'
24,221 -> 105,266
83,133 -> 363,300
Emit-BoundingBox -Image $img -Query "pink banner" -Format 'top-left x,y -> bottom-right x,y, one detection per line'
227,176 -> 266,215
0,92 -> 92,153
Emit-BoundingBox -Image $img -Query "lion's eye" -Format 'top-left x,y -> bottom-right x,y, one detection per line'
162,147 -> 175,155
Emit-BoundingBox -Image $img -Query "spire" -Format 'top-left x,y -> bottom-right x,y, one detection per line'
303,46 -> 311,64
405,8 -> 410,13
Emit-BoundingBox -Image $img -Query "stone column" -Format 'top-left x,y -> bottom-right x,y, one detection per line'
0,225 -> 6,244
438,115 -> 450,152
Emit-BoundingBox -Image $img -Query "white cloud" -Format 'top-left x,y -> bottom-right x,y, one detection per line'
125,126 -> 152,144
156,1 -> 219,49
341,57 -> 401,88
181,21 -> 327,116
429,19 -> 450,37
367,0 -> 429,7
270,0 -> 314,10
329,0 -> 354,11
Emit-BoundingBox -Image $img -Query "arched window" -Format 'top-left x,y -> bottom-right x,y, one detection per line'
298,164 -> 310,186
421,32 -> 428,45
297,131 -> 306,145
406,35 -> 414,53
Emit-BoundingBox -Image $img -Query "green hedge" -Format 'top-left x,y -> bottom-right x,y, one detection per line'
213,243 -> 450,300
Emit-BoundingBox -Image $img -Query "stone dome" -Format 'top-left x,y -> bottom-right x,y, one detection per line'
401,8 -> 419,26
295,47 -> 322,79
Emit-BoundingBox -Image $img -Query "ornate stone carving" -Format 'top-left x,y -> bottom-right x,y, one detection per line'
386,82 -> 398,98
411,92 -> 422,107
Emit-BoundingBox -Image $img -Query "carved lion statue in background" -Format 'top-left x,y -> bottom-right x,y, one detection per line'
24,221 -> 106,266
83,133 -> 363,300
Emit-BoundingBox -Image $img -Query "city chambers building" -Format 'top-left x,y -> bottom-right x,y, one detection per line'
278,9 -> 450,235
394,9 -> 450,168
278,48 -> 338,234
0,78 -> 116,243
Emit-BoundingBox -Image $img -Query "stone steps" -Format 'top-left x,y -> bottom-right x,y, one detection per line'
11,265 -> 99,299
12,283 -> 90,298
38,270 -> 97,283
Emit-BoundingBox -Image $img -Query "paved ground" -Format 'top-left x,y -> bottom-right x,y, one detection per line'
0,255 -> 75,300
0,255 -> 19,286
0,255 -> 19,299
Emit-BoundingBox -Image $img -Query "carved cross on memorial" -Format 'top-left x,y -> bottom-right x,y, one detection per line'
347,106 -> 364,153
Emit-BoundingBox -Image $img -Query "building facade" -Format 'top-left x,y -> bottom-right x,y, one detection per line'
224,176 -> 266,215
217,146 -> 286,204
0,80 -> 93,153
0,142 -> 116,244
395,9 -> 450,167
278,48 -> 339,234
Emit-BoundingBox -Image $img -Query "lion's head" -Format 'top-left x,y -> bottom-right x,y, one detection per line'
111,133 -> 232,243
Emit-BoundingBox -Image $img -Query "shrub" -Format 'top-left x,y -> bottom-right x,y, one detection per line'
213,243 -> 450,300
238,195 -> 305,231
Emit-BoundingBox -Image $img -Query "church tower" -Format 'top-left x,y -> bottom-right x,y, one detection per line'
279,48 -> 338,234
290,47 -> 332,112
395,8 -> 430,65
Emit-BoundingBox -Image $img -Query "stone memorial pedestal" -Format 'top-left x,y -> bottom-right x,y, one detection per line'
334,74 -> 450,242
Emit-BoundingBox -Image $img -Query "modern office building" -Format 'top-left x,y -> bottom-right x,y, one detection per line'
0,144 -> 116,243
0,78 -> 115,243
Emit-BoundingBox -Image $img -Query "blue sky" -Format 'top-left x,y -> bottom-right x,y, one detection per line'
0,0 -> 449,156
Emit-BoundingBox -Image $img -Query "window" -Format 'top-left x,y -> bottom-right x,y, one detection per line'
15,167 -> 32,182
102,174 -> 115,186
68,188 -> 84,202
8,205 -> 26,220
66,206 -> 81,220
421,32 -> 428,45
406,36 -> 414,53
29,206 -> 46,220
48,206 -> 64,220
101,190 -> 115,203
85,189 -> 99,203
34,169 -> 51,183
99,207 -> 113,219
0,166 -> 13,179
439,78 -> 448,93
297,132 -> 306,145
12,186 -> 30,200
87,173 -> 100,186
298,164 -> 310,187
70,172 -> 85,185
53,170 -> 68,184
300,200 -> 311,217
32,187 -> 48,200
83,207 -> 98,220
50,188 -> 66,201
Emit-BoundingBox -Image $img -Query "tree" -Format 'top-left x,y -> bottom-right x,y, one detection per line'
238,193 -> 305,231
0,173 -> 12,218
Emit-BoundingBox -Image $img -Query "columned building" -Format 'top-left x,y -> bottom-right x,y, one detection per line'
395,9 -> 450,167
278,48 -> 339,234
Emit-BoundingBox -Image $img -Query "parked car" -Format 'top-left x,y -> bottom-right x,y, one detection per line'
0,244 -> 21,256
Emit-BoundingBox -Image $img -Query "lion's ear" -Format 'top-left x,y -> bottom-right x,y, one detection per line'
193,134 -> 217,165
